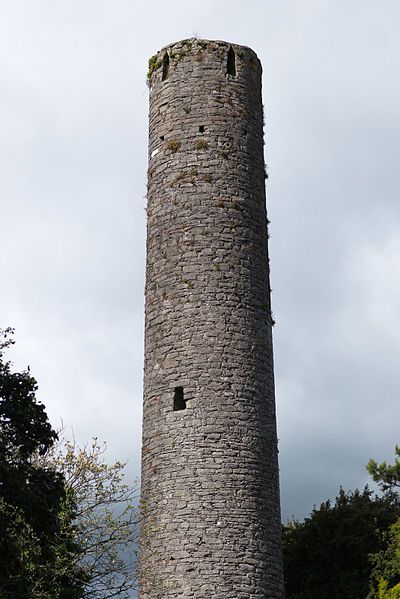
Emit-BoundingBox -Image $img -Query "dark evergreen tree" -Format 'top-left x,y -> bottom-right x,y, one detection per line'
283,486 -> 400,599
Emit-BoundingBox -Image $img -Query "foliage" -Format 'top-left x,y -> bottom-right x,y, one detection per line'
368,447 -> 400,598
195,138 -> 208,150
0,328 -> 85,598
0,328 -> 139,597
35,432 -> 140,599
218,149 -> 229,159
368,447 -> 400,493
378,578 -> 400,599
165,139 -> 181,153
368,518 -> 400,598
147,54 -> 162,80
282,486 -> 400,599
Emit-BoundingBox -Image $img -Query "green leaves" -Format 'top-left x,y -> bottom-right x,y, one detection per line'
370,519 -> 400,597
283,446 -> 400,599
368,447 -> 400,493
367,447 -> 400,598
37,433 -> 140,599
0,329 -> 139,598
283,487 -> 400,599
0,329 -> 85,598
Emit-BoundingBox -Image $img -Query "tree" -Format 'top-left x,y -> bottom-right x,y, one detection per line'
282,487 -> 400,599
0,328 -> 140,597
0,328 -> 86,598
369,519 -> 400,598
35,433 -> 140,599
367,447 -> 400,493
367,447 -> 400,598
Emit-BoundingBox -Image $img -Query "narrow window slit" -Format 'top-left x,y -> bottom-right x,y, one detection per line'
162,53 -> 170,81
199,125 -> 205,133
173,386 -> 186,411
227,46 -> 236,76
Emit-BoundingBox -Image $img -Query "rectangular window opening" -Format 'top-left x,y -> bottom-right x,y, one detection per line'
173,386 -> 186,411
227,47 -> 236,76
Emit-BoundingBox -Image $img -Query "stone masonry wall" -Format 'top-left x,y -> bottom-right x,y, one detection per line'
140,39 -> 284,599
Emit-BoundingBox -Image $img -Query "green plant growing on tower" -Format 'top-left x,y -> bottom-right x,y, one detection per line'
147,55 -> 162,80
196,139 -> 208,150
218,149 -> 229,159
166,140 -> 181,153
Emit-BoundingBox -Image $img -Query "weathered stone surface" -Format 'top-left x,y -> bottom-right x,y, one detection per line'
140,38 -> 284,598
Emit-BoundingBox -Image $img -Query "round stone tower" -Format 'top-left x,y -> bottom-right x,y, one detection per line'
140,39 -> 284,598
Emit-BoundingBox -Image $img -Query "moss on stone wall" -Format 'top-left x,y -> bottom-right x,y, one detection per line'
147,54 -> 162,80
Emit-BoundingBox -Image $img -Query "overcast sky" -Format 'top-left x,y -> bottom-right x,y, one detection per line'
1,0 -> 399,521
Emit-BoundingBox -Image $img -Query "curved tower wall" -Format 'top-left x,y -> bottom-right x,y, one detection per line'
140,38 -> 284,598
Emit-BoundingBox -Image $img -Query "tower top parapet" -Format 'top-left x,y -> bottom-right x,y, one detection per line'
147,37 -> 262,89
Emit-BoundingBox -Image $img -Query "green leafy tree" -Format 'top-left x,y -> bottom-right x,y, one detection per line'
282,487 -> 399,599
35,433 -> 140,599
367,447 -> 400,598
370,520 -> 400,598
368,447 -> 400,493
0,328 -> 86,598
0,328 -> 139,597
